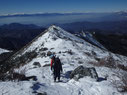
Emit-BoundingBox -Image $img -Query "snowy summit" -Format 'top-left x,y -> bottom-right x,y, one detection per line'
0,25 -> 127,95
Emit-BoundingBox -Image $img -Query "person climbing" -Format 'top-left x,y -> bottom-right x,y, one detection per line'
50,55 -> 63,82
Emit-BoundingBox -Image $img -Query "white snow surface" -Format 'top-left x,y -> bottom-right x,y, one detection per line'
0,25 -> 127,95
0,48 -> 9,54
81,31 -> 106,50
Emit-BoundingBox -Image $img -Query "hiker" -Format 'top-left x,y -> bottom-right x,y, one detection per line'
50,55 -> 63,82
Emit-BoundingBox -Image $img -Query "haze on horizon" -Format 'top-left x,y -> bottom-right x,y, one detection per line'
0,0 -> 127,15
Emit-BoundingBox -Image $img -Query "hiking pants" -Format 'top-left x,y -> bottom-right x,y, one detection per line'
53,70 -> 60,81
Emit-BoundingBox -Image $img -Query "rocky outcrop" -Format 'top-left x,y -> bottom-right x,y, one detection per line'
33,62 -> 41,67
70,66 -> 98,81
0,51 -> 38,74
0,72 -> 37,81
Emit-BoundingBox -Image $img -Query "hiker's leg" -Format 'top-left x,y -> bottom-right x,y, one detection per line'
55,70 -> 60,81
58,71 -> 60,81
54,71 -> 57,82
54,77 -> 56,82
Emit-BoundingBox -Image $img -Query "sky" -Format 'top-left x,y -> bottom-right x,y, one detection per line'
0,0 -> 127,15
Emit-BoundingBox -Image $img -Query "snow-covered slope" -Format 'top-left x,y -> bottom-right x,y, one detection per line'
0,48 -> 9,54
75,30 -> 106,50
0,25 -> 127,95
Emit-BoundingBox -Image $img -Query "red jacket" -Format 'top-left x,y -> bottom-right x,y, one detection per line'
51,59 -> 54,68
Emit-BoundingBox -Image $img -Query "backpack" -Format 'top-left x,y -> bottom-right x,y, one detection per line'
53,57 -> 62,71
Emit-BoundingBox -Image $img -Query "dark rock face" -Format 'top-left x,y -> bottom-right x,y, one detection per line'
37,92 -> 47,95
39,47 -> 48,51
0,52 -> 14,63
0,72 -> 37,81
47,51 -> 52,56
70,66 -> 98,81
0,51 -> 38,74
33,62 -> 41,67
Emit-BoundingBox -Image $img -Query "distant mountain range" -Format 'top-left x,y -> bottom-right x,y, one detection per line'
0,23 -> 40,30
0,13 -> 87,17
0,11 -> 127,17
0,23 -> 45,50
59,20 -> 127,34
0,11 -> 127,26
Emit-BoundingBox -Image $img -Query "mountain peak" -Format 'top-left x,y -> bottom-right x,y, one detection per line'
48,25 -> 58,29
47,25 -> 63,33
46,25 -> 85,44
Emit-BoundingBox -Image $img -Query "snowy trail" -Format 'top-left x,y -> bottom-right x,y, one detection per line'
31,66 -> 73,95
27,63 -> 120,95
27,63 -> 75,95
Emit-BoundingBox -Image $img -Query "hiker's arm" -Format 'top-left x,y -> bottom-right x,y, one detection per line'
51,59 -> 53,70
60,61 -> 63,72
51,66 -> 52,70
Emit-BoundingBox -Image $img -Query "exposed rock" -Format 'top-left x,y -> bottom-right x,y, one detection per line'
39,47 -> 48,51
94,57 -> 101,62
44,61 -> 49,63
37,92 -> 47,95
67,50 -> 74,55
78,61 -> 83,64
33,62 -> 41,67
117,64 -> 127,71
58,51 -> 61,54
50,48 -> 54,50
40,52 -> 46,57
43,64 -> 50,67
84,52 -> 91,56
70,66 -> 98,81
52,36 -> 58,40
92,51 -> 97,56
41,42 -> 44,46
0,72 -> 37,81
0,52 -> 14,63
47,51 -> 52,56
62,50 -> 74,55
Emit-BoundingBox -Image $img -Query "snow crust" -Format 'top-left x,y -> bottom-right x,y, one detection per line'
0,25 -> 127,95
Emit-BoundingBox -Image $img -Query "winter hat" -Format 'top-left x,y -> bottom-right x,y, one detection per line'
50,54 -> 55,59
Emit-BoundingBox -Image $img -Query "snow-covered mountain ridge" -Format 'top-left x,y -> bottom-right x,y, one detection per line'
17,25 -> 108,58
0,25 -> 127,95
75,30 -> 106,50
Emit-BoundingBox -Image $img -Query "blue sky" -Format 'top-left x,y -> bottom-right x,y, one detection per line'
0,0 -> 127,15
